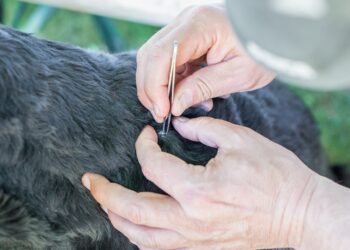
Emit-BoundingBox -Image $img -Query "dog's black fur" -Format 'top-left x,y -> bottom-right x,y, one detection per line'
0,26 -> 327,249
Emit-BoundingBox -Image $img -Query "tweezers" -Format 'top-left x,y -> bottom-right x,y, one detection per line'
160,41 -> 178,136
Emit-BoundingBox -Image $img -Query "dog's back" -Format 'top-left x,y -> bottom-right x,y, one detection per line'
0,26 -> 326,249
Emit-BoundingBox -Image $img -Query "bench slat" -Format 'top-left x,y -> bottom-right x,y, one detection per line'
21,0 -> 224,26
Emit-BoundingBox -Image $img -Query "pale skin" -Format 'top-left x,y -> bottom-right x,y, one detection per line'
82,5 -> 350,250
135,5 -> 275,122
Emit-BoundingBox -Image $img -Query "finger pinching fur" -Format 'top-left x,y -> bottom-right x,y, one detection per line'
0,26 -> 327,249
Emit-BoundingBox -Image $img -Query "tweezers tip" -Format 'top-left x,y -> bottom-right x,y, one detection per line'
158,131 -> 167,137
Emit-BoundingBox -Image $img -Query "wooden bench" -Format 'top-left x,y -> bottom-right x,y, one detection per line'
6,0 -> 222,52
21,0 -> 224,26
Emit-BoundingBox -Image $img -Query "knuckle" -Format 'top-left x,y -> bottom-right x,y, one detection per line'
190,195 -> 208,209
148,42 -> 164,61
207,117 -> 225,128
140,152 -> 161,178
136,48 -> 145,64
178,6 -> 217,41
220,123 -> 246,148
188,220 -> 213,240
234,126 -> 253,142
128,204 -> 145,225
190,5 -> 216,18
194,116 -> 215,129
185,184 -> 210,208
234,155 -> 251,169
240,125 -> 254,134
197,221 -> 213,235
138,41 -> 164,66
193,76 -> 213,102
232,130 -> 245,145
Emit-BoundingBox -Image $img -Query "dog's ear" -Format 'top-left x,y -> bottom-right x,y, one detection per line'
0,118 -> 24,166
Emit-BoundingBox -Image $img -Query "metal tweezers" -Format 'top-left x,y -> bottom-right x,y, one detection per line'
160,41 -> 178,136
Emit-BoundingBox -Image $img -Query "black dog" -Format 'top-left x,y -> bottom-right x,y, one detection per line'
0,26 -> 327,249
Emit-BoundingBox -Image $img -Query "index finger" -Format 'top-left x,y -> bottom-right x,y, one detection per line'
172,117 -> 244,151
136,20 -> 215,122
82,173 -> 188,231
135,126 -> 204,198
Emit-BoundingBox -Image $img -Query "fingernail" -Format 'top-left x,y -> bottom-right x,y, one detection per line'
101,205 -> 108,214
151,107 -> 164,123
82,175 -> 91,190
174,117 -> 189,123
198,100 -> 213,111
221,94 -> 230,99
150,109 -> 160,122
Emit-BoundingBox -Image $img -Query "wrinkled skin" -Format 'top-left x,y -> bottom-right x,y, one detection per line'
0,26 -> 326,249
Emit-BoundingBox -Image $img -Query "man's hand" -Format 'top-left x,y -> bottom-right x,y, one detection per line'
82,117 -> 325,250
136,5 -> 275,122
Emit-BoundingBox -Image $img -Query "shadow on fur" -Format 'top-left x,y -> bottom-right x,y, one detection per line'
0,26 -> 328,250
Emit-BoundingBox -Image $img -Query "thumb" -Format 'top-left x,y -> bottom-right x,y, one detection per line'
171,59 -> 237,116
172,57 -> 274,116
172,116 -> 242,150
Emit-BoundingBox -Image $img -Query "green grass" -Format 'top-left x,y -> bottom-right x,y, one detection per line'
2,0 -> 159,50
3,0 -> 350,166
291,87 -> 350,166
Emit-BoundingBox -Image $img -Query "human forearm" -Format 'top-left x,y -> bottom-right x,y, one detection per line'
300,176 -> 350,250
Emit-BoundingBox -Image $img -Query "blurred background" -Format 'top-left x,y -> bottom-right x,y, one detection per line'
0,0 -> 349,169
